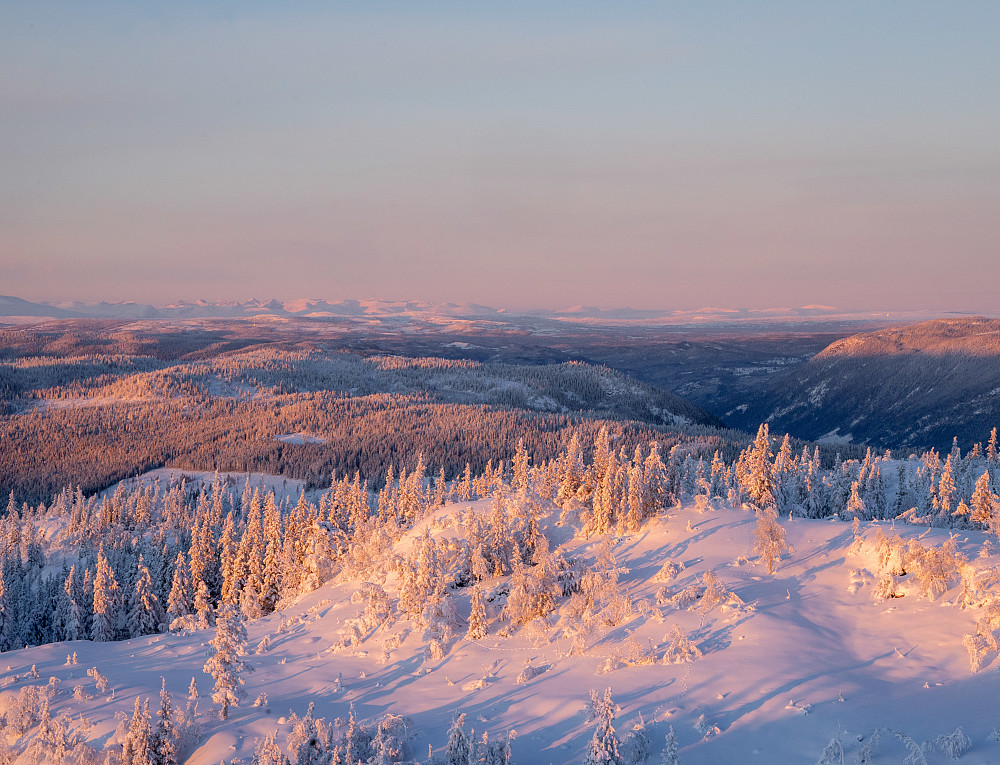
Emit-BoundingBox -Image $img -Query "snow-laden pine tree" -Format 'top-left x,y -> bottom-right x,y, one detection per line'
480,731 -> 515,765
129,555 -> 166,638
660,726 -> 678,765
845,481 -> 866,521
150,678 -> 179,765
251,729 -> 288,765
188,515 -> 215,608
203,605 -> 252,720
122,697 -> 153,765
737,424 -> 775,507
219,511 -> 241,606
193,579 -> 213,629
302,518 -> 336,594
584,688 -> 623,765
444,713 -> 472,765
467,585 -> 488,640
92,544 -> 122,642
259,496 -> 284,614
816,737 -> 843,765
167,552 -> 192,627
62,564 -> 84,641
753,503 -> 787,575
620,714 -> 651,765
287,702 -> 326,765
934,455 -> 957,522
970,471 -> 1000,537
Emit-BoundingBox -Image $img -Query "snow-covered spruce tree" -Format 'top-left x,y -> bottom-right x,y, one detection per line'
480,730 -> 516,765
188,516 -> 215,610
121,697 -> 153,765
935,455 -> 957,522
753,503 -> 787,575
219,511 -> 241,606
92,544 -> 123,641
302,518 -> 336,594
166,551 -> 192,627
932,727 -> 972,759
467,584 -> 488,640
62,564 -> 85,641
445,713 -> 472,765
287,701 -> 326,765
584,688 -> 623,765
251,729 -> 288,765
845,481 -> 866,521
662,625 -> 702,664
660,726 -> 678,765
129,555 -> 166,638
816,736 -> 843,765
970,470 -> 1000,537
203,604 -> 253,720
620,714 -> 651,765
736,424 -> 775,508
193,579 -> 214,630
151,678 -> 179,765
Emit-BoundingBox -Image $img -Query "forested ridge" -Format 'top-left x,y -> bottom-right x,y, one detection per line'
0,341 -> 729,503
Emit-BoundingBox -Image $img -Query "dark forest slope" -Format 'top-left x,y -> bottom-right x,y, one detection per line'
725,317 -> 1000,450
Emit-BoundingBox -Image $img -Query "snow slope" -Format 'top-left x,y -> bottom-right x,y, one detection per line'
3,500 -> 999,764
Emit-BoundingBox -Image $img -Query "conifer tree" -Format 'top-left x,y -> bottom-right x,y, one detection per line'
260,497 -> 283,613
936,455 -> 957,519
62,564 -> 84,641
203,605 -> 252,720
753,503 -> 787,575
445,713 -> 472,765
288,702 -> 325,765
845,481 -> 866,521
739,424 -> 775,507
458,463 -> 473,501
122,697 -> 153,765
252,730 -> 288,765
584,688 -> 623,765
642,442 -> 671,517
167,552 -> 192,625
129,555 -> 166,637
467,585 -> 488,640
151,678 -> 179,765
189,578 -> 211,629
0,568 -> 13,653
218,512 -> 240,606
188,516 -> 214,605
971,471 -> 1000,537
92,545 -> 122,642
661,726 -> 678,765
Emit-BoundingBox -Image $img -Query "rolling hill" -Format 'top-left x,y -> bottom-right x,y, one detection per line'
724,317 -> 1000,451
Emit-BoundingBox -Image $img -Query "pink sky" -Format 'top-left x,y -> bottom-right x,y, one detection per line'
3,4 -> 998,313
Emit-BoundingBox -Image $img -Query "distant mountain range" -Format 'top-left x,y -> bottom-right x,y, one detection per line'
0,295 -> 953,326
725,317 -> 1000,451
0,295 -> 507,321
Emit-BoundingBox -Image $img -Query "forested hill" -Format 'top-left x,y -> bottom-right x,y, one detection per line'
725,317 -> 1000,450
0,338 -> 727,503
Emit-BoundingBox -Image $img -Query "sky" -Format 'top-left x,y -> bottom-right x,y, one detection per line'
2,2 -> 998,312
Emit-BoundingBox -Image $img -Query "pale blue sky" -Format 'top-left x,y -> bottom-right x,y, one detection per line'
2,2 -> 998,311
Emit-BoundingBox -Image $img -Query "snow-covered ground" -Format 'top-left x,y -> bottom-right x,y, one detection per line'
102,469 -> 310,504
3,499 -> 999,763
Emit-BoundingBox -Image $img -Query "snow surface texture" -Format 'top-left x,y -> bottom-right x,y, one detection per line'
4,495 -> 1000,763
